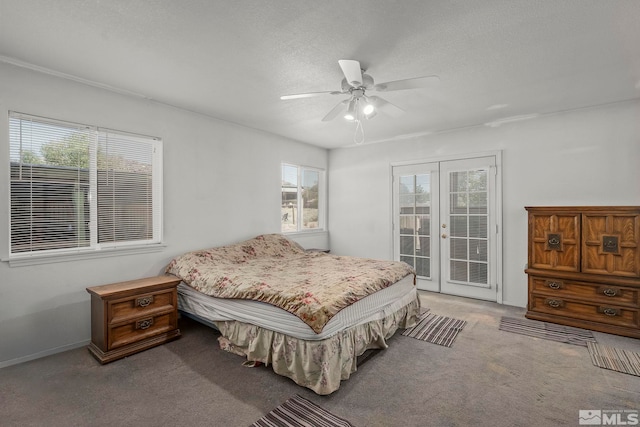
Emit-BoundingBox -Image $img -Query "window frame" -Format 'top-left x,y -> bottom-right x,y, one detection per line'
281,163 -> 326,234
6,112 -> 164,266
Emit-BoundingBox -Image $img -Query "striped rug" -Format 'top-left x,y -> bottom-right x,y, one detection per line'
499,316 -> 596,347
587,342 -> 640,377
402,311 -> 466,347
251,395 -> 354,427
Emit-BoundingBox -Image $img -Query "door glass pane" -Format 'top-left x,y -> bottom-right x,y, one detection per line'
451,260 -> 467,281
469,192 -> 487,214
468,170 -> 487,191
469,239 -> 487,261
418,236 -> 430,256
400,235 -> 415,255
399,176 -> 414,193
450,238 -> 467,259
450,216 -> 467,237
400,194 -> 415,214
399,216 -> 416,234
469,262 -> 488,284
417,216 -> 430,235
450,193 -> 467,214
469,215 -> 487,238
416,257 -> 430,277
450,171 -> 467,192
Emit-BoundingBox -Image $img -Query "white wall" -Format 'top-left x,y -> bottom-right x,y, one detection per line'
328,100 -> 640,307
0,62 -> 328,367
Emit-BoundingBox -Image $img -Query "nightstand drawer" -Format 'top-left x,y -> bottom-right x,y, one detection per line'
529,294 -> 639,328
109,289 -> 175,324
109,311 -> 176,350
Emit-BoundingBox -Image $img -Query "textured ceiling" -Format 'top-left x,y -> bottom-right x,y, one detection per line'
1,0 -> 639,148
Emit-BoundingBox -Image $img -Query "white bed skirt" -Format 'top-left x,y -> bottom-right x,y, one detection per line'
214,292 -> 420,395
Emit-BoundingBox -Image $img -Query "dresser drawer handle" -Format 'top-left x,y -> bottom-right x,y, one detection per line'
600,308 -> 620,317
546,299 -> 563,308
136,295 -> 154,307
547,281 -> 562,290
136,318 -> 154,330
602,288 -> 617,297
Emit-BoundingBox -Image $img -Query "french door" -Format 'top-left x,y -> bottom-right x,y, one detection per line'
393,154 -> 501,302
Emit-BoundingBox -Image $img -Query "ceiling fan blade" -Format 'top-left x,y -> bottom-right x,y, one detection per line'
280,91 -> 343,100
373,75 -> 440,92
368,95 -> 404,118
338,59 -> 363,87
322,99 -> 350,122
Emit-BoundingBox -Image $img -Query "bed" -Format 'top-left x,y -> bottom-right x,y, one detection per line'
165,233 -> 420,395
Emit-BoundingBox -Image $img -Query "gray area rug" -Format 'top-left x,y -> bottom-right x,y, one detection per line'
587,342 -> 640,377
499,316 -> 596,347
251,394 -> 354,427
402,311 -> 466,347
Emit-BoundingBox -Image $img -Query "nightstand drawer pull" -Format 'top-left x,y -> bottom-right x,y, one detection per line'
546,299 -> 563,308
599,307 -> 620,317
547,281 -> 562,290
136,295 -> 154,307
602,288 -> 617,297
136,318 -> 154,330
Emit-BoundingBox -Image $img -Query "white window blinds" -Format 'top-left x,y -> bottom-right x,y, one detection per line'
97,129 -> 160,246
9,112 -> 163,258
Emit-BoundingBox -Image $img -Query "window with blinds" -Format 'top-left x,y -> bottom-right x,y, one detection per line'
9,112 -> 163,259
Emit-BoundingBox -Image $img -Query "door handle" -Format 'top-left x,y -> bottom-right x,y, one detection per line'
442,234 -> 448,239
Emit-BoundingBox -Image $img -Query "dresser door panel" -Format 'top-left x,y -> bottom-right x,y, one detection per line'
582,213 -> 640,278
529,212 -> 580,272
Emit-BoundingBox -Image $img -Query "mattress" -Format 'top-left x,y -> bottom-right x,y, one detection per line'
178,274 -> 417,341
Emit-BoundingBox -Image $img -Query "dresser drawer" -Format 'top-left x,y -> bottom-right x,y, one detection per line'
529,294 -> 639,328
109,289 -> 176,324
109,311 -> 177,350
529,276 -> 639,307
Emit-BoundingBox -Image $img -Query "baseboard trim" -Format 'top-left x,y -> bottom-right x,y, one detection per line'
0,339 -> 90,369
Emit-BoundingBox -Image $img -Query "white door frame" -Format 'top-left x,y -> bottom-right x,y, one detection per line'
390,150 -> 503,304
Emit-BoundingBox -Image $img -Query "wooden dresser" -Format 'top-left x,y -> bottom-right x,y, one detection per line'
525,206 -> 640,338
86,275 -> 181,364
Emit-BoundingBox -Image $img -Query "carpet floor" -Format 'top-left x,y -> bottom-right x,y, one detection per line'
1,291 -> 638,427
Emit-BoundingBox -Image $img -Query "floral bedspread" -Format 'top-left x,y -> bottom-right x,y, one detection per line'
165,234 -> 415,333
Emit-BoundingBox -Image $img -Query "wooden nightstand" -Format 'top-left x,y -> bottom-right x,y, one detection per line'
86,275 -> 181,364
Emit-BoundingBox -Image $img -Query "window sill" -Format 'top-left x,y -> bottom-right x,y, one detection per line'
4,243 -> 167,267
282,229 -> 328,237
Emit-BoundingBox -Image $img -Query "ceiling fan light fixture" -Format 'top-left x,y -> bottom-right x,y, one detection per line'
344,98 -> 357,121
362,103 -> 375,116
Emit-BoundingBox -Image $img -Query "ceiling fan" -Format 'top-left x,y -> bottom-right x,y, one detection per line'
280,59 -> 440,122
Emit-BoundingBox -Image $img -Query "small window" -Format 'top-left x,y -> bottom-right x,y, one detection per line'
281,163 -> 324,233
8,112 -> 163,260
